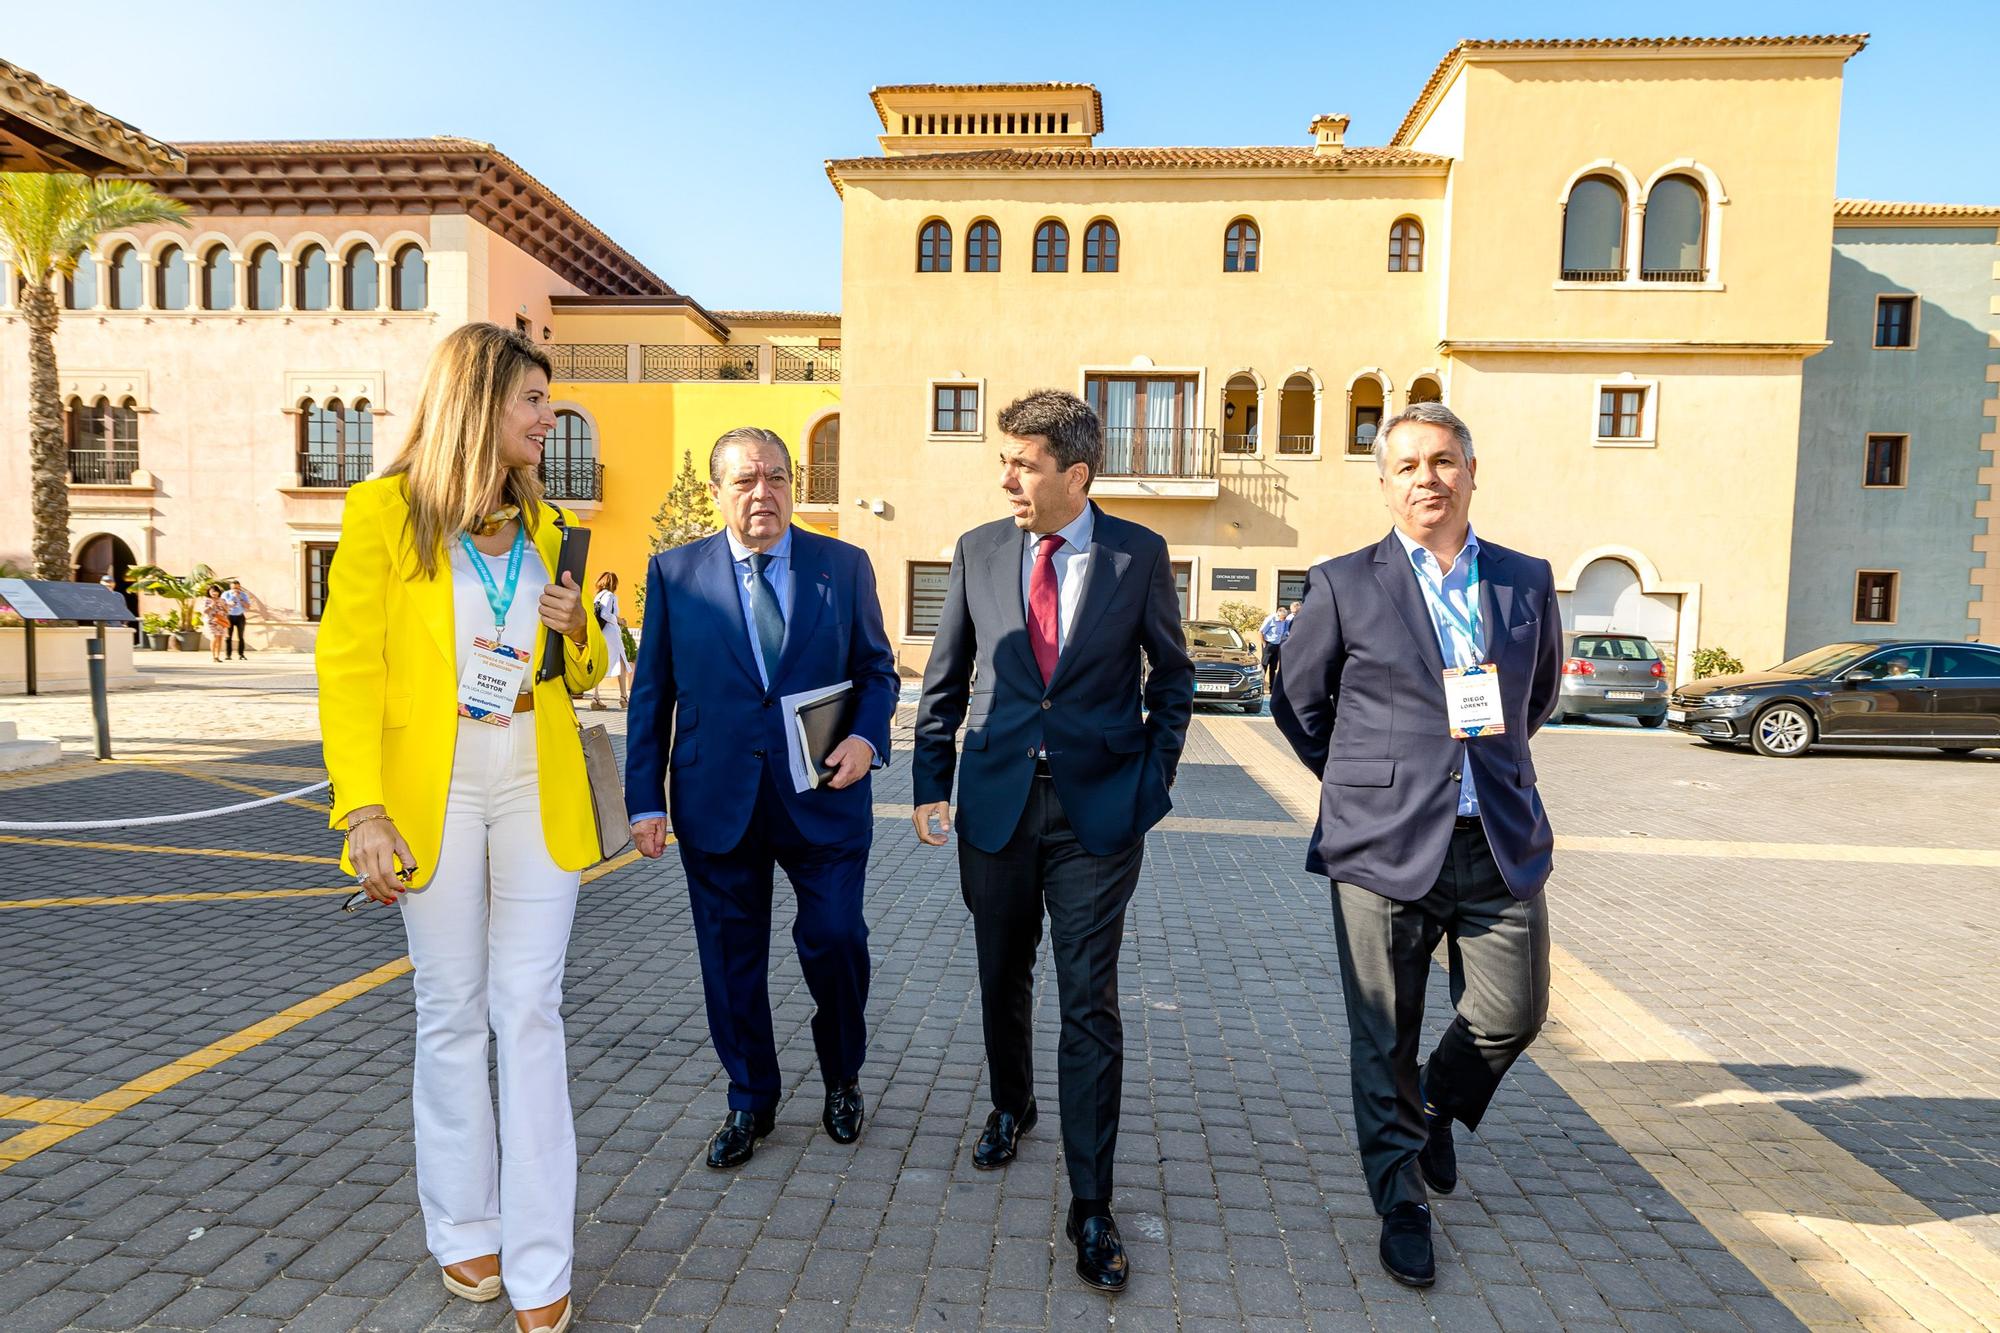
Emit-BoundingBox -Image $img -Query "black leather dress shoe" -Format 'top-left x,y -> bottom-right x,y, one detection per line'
1418,1068 -> 1458,1194
706,1109 -> 775,1169
1065,1211 -> 1130,1292
971,1102 -> 1038,1170
1380,1201 -> 1436,1287
823,1080 -> 865,1144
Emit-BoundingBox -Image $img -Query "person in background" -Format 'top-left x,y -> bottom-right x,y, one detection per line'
589,571 -> 631,709
202,585 -> 230,662
222,579 -> 252,659
1258,602 -> 1292,688
317,322 -> 606,1333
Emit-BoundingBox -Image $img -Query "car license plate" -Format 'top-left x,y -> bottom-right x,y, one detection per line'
1196,682 -> 1232,694
1606,690 -> 1644,700
1667,708 -> 1687,723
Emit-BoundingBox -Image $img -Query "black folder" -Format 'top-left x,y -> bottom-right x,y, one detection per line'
539,521 -> 591,682
794,686 -> 858,789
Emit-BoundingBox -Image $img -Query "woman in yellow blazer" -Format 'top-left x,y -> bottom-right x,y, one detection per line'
317,323 -> 604,1333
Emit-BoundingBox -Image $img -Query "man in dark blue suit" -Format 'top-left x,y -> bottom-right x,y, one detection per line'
625,427 -> 899,1169
1275,402 -> 1564,1288
912,390 -> 1194,1293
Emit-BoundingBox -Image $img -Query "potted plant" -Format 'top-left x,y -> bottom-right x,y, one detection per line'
125,563 -> 220,652
139,612 -> 174,651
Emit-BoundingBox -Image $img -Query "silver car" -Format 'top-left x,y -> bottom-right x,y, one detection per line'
1557,632 -> 1669,727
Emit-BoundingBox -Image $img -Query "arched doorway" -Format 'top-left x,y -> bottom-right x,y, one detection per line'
74,533 -> 139,637
1561,556 -> 1682,679
801,414 -> 839,505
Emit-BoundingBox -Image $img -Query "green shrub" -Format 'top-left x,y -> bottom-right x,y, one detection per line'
1212,600 -> 1265,638
1693,646 -> 1745,678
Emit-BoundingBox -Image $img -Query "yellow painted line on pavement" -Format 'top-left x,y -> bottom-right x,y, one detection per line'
0,846 -> 651,1169
0,886 -> 354,910
0,834 -> 341,865
1201,714 -> 2000,1330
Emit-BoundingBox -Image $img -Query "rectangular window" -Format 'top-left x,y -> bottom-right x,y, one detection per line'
1854,571 -> 1898,624
1086,374 -> 1201,476
1277,570 -> 1308,609
907,561 -> 950,636
1863,434 -> 1908,488
932,383 -> 981,434
1874,295 -> 1917,349
305,543 -> 337,622
1171,561 -> 1192,620
1598,387 -> 1646,439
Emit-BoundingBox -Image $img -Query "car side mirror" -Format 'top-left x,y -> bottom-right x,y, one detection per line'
1841,669 -> 1875,685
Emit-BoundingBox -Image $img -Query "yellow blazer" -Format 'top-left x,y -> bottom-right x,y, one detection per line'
317,476 -> 608,885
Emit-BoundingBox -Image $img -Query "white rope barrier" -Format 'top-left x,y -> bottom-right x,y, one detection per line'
0,781 -> 330,832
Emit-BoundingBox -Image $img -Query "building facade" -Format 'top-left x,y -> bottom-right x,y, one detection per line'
826,39 -> 1871,682
1785,203 -> 2000,655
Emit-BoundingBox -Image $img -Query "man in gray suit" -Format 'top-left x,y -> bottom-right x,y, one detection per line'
1274,402 -> 1564,1287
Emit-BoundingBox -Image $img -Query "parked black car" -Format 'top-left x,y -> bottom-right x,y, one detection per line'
1558,631 -> 1669,726
1667,640 -> 2000,757
1184,620 -> 1265,712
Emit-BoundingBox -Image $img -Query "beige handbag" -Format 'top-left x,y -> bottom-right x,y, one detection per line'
579,722 -> 631,862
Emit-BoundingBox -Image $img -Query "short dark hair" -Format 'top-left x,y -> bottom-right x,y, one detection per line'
709,426 -> 790,483
997,389 -> 1102,488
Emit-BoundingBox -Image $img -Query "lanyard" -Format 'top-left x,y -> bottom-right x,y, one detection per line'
458,524 -> 527,640
1416,550 -> 1482,655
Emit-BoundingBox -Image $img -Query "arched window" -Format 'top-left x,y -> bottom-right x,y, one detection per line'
391,244 -> 427,310
1408,375 -> 1442,404
156,246 -> 190,310
110,397 -> 139,458
200,245 -> 234,310
295,244 -> 331,310
1224,219 -> 1259,273
966,220 -> 1000,272
1034,220 -> 1068,273
918,220 -> 952,272
64,253 -> 98,309
247,244 -> 282,310
297,397 -> 373,487
1389,218 -> 1424,272
65,396 -> 138,482
1084,219 -> 1119,273
542,409 -> 596,500
342,243 -> 378,309
1642,175 -> 1707,281
1347,376 -> 1386,457
1561,176 -> 1627,281
800,413 -> 839,504
108,245 -> 143,310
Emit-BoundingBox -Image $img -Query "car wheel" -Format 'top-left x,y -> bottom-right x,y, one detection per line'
1750,703 -> 1814,758
1638,715 -> 1666,729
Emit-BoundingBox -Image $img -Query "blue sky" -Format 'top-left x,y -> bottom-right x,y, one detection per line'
10,1 -> 1995,311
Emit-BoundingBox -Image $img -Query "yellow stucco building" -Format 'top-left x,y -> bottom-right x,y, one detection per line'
823,37 -> 1868,682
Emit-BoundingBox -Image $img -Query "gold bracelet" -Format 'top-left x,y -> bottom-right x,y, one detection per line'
345,813 -> 391,838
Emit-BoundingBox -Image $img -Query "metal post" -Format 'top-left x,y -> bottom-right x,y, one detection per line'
86,626 -> 111,760
21,620 -> 34,697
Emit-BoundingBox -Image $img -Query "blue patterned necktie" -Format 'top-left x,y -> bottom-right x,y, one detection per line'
747,551 -> 784,684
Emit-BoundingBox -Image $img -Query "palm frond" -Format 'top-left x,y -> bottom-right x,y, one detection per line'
0,173 -> 188,284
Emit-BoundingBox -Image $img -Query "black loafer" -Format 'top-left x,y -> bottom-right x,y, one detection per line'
1065,1211 -> 1129,1292
972,1101 -> 1037,1170
1418,1067 -> 1458,1194
706,1109 -> 775,1170
1380,1201 -> 1435,1287
823,1079 -> 865,1144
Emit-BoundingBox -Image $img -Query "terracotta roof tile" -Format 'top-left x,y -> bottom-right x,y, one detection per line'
713,310 -> 840,324
1391,35 -> 1869,146
825,144 -> 1448,194
1835,198 -> 2000,222
871,83 -> 1103,132
0,56 -> 184,174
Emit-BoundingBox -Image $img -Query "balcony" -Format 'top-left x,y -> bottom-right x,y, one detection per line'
1560,268 -> 1623,283
296,452 -> 372,488
642,345 -> 758,382
1277,434 -> 1316,456
68,448 -> 138,485
1095,426 -> 1218,500
775,347 -> 840,382
1641,267 -> 1708,284
794,462 -> 838,507
1221,432 -> 1257,456
547,343 -> 629,381
541,458 -> 604,503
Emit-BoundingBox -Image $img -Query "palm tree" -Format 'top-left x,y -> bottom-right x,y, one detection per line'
0,173 -> 188,578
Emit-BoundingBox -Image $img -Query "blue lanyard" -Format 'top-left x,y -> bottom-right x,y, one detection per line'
1417,550 -> 1482,653
458,524 -> 527,640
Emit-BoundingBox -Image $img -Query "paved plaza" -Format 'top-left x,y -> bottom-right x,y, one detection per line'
1,660 -> 1998,1331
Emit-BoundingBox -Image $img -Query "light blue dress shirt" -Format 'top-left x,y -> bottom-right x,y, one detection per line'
727,528 -> 793,692
1392,526 -> 1485,817
1018,504 -> 1095,651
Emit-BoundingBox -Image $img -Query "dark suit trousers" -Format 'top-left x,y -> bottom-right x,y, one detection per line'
678,770 -> 871,1114
1330,824 -> 1549,1212
960,772 -> 1141,1201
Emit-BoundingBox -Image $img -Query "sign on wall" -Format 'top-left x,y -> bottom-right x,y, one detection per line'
1211,568 -> 1256,592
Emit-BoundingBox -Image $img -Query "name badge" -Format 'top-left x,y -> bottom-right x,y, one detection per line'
458,637 -> 531,728
1444,663 -> 1505,739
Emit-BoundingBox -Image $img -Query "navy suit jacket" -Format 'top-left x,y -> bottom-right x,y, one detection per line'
623,526 -> 899,856
913,505 -> 1196,857
1274,532 -> 1564,901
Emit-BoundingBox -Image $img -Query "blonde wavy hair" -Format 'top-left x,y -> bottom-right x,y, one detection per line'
384,323 -> 552,578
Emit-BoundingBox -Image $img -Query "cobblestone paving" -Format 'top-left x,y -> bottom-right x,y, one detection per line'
0,671 -> 1994,1329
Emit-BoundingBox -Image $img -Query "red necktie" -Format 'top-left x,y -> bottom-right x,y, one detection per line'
1028,533 -> 1063,683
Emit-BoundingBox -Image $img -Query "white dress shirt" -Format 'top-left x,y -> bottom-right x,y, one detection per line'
1392,525 -> 1484,817
1019,503 -> 1095,652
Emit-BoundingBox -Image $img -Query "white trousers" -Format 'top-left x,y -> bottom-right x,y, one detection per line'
400,716 -> 579,1308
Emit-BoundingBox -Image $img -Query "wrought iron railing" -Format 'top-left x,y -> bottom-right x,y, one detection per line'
297,452 -> 372,488
641,345 -> 759,382
1277,434 -> 1317,455
1641,267 -> 1708,283
1560,268 -> 1624,283
794,462 -> 839,505
774,347 -> 840,382
1221,432 -> 1258,455
541,459 -> 604,502
1099,427 -> 1218,480
546,343 -> 629,381
68,449 -> 139,484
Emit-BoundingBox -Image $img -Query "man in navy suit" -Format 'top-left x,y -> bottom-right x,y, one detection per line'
912,389 -> 1194,1293
625,427 -> 899,1169
1275,402 -> 1564,1288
